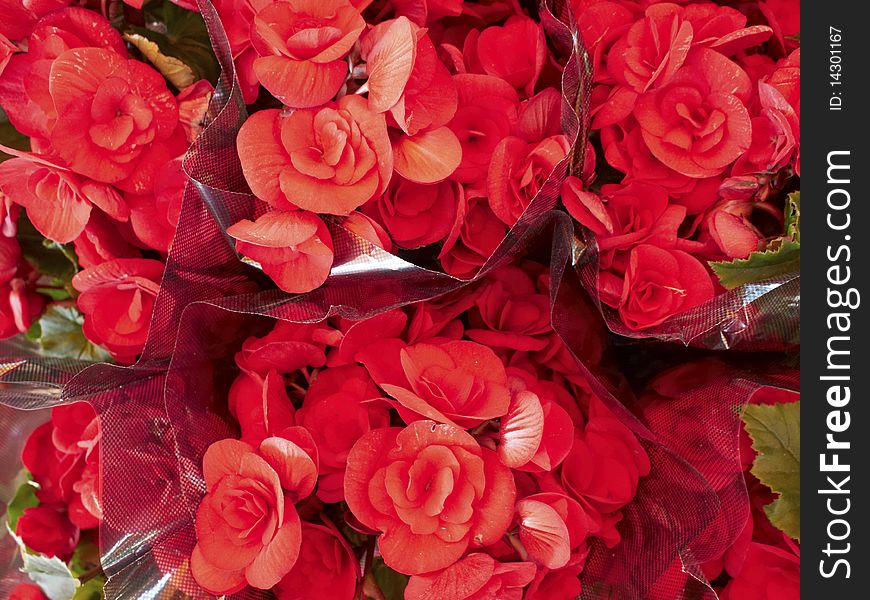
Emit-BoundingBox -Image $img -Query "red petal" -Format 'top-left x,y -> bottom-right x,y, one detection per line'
253,56 -> 348,108
236,109 -> 294,209
245,504 -> 302,589
259,436 -> 318,499
343,427 -> 402,530
393,126 -> 462,184
190,545 -> 247,595
516,499 -> 571,569
362,17 -> 417,113
202,439 -> 255,489
227,210 -> 319,248
498,390 -> 544,468
379,524 -> 468,575
471,448 -> 515,546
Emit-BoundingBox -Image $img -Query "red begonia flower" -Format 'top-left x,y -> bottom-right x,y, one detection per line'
447,74 -> 519,184
250,0 -> 363,107
561,397 -> 650,515
73,211 -> 141,269
71,258 -> 164,362
16,504 -> 79,560
607,9 -> 693,93
227,210 -> 334,294
562,180 -> 686,256
0,153 -> 127,244
344,420 -> 516,574
274,522 -> 359,600
634,48 -> 752,178
372,175 -> 462,248
126,158 -> 185,253
375,339 -> 511,427
48,47 -> 187,193
191,436 -> 317,593
0,8 -> 126,142
228,368 -> 296,446
615,244 -> 715,330
487,134 -> 569,226
476,16 -> 546,98
237,98 -> 392,215
405,553 -> 536,600
296,365 -> 390,502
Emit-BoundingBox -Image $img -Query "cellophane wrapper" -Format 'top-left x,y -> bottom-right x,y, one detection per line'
0,0 -> 800,597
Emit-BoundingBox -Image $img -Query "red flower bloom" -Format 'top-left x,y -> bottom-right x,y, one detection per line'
439,196 -> 507,278
612,243 -> 714,330
16,504 -> 79,559
228,369 -> 296,446
191,436 -> 318,594
227,210 -> 335,294
296,365 -> 390,502
274,522 -> 359,600
250,0 -> 363,107
562,179 -> 685,257
447,74 -> 519,184
0,153 -> 128,244
634,48 -> 752,178
561,398 -> 650,515
72,258 -> 164,362
372,176 -> 462,248
344,420 -> 516,574
488,134 -> 569,227
48,47 -> 187,193
405,553 -> 536,600
476,16 -> 546,97
126,158 -> 185,253
607,8 -> 693,93
237,98 -> 392,215
372,339 -> 512,428
720,542 -> 799,600
465,265 -> 552,351
73,211 -> 141,269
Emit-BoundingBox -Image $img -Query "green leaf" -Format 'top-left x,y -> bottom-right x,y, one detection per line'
20,545 -> 81,600
785,191 -> 800,243
742,401 -> 800,541
6,475 -> 39,531
70,537 -> 101,579
709,239 -> 800,289
134,2 -> 220,87
35,305 -> 111,362
370,556 -> 409,600
72,577 -> 104,600
17,214 -> 79,283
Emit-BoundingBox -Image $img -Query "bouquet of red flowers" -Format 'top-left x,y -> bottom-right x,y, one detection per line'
0,0 -> 799,599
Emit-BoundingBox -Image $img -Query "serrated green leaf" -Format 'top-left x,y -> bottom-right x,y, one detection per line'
36,305 -> 111,362
6,475 -> 39,531
371,556 -> 409,600
742,401 -> 800,540
710,239 -> 800,289
785,191 -> 800,243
